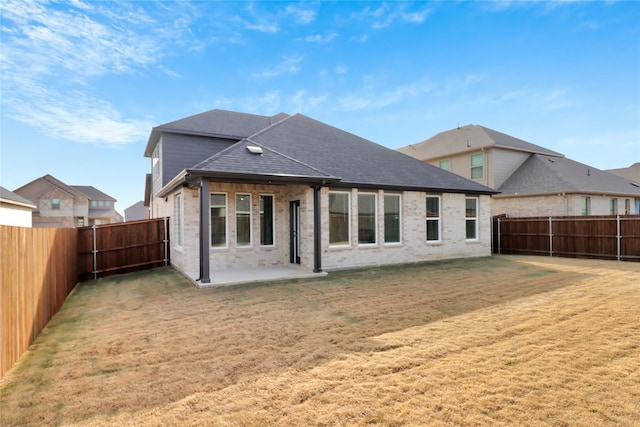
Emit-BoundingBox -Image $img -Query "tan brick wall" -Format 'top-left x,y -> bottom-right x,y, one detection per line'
152,183 -> 492,281
493,194 -> 636,217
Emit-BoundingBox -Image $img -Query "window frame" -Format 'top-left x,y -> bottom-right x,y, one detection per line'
51,197 -> 60,210
383,193 -> 402,245
465,197 -> 479,241
235,193 -> 252,247
426,195 -> 441,243
581,196 -> 591,216
470,153 -> 484,180
624,199 -> 630,215
357,192 -> 377,246
610,198 -> 618,215
329,191 -> 351,247
439,159 -> 451,171
174,193 -> 183,249
210,192 -> 228,248
259,194 -> 275,247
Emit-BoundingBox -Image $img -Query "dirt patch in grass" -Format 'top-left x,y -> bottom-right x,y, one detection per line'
1,255 -> 638,426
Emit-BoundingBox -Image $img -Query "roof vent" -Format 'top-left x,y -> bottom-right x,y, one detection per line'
631,182 -> 640,188
247,146 -> 263,155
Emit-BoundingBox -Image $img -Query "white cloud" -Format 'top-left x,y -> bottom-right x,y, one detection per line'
338,78 -> 435,111
252,56 -> 303,79
303,32 -> 338,43
285,5 -> 317,24
0,0 -> 193,145
5,84 -> 152,145
353,3 -> 432,29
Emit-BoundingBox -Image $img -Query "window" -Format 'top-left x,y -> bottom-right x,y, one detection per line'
636,199 -> 640,215
236,194 -> 251,246
51,198 -> 60,210
98,200 -> 104,207
329,191 -> 350,246
610,198 -> 618,215
105,201 -> 111,208
210,193 -> 227,247
581,197 -> 591,216
470,153 -> 484,179
260,194 -> 274,246
426,196 -> 441,242
174,194 -> 183,247
75,217 -> 85,227
465,197 -> 478,240
624,199 -> 631,215
439,159 -> 451,171
91,200 -> 97,207
358,193 -> 377,245
384,194 -> 401,244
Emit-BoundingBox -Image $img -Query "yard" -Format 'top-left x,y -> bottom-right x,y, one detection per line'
1,255 -> 638,426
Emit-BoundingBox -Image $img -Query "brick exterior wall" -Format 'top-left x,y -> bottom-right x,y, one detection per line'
152,182 -> 492,282
493,194 -> 639,217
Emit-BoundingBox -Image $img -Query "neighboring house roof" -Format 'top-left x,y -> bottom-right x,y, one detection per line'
14,174 -> 86,200
0,186 -> 36,209
125,201 -> 149,221
606,163 -> 640,184
397,124 -> 563,160
497,154 -> 640,197
144,109 -> 290,157
162,113 -> 496,196
71,185 -> 116,202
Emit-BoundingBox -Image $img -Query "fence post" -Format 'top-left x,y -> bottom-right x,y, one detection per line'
92,224 -> 97,280
616,215 -> 621,261
163,217 -> 169,266
549,217 -> 553,257
497,217 -> 501,254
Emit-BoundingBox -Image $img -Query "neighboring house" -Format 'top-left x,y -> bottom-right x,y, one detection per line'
144,109 -> 496,285
398,125 -> 640,217
13,174 -> 118,228
0,186 -> 36,227
124,201 -> 149,221
607,163 -> 640,183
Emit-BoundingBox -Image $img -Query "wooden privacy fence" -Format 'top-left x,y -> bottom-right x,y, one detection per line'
493,215 -> 640,262
1,225 -> 78,378
77,218 -> 170,282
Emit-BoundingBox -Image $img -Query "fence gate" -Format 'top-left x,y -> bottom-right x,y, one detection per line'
77,217 -> 170,281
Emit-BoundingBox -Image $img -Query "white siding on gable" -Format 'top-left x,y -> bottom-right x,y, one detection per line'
0,204 -> 33,227
493,148 -> 532,189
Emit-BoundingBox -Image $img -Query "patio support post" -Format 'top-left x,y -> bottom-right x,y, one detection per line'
199,179 -> 211,284
313,184 -> 322,273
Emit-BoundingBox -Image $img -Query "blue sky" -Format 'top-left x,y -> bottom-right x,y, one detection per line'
1,0 -> 639,213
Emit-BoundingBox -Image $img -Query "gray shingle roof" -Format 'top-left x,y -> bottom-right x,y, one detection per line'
0,186 -> 36,208
397,124 -> 563,160
187,114 -> 495,194
144,109 -> 289,157
497,154 -> 640,197
71,186 -> 116,201
189,139 -> 340,182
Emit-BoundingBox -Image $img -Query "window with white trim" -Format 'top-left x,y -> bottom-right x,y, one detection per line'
210,193 -> 227,247
174,193 -> 183,247
236,194 -> 251,247
610,198 -> 618,215
465,197 -> 478,240
51,197 -> 60,210
384,194 -> 401,244
358,193 -> 377,245
439,159 -> 451,171
426,196 -> 441,242
329,191 -> 350,246
581,196 -> 591,216
624,199 -> 630,215
260,194 -> 275,246
471,153 -> 484,179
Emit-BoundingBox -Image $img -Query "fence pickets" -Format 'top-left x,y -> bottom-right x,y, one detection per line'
493,215 -> 640,262
1,218 -> 170,378
1,226 -> 78,378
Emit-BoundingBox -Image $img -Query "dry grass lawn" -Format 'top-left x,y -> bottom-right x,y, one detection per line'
1,255 -> 638,426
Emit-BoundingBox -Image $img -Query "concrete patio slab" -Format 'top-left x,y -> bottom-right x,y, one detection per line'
196,265 -> 327,287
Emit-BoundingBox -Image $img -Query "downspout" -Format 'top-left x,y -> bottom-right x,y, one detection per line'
199,179 -> 211,284
313,184 -> 322,273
